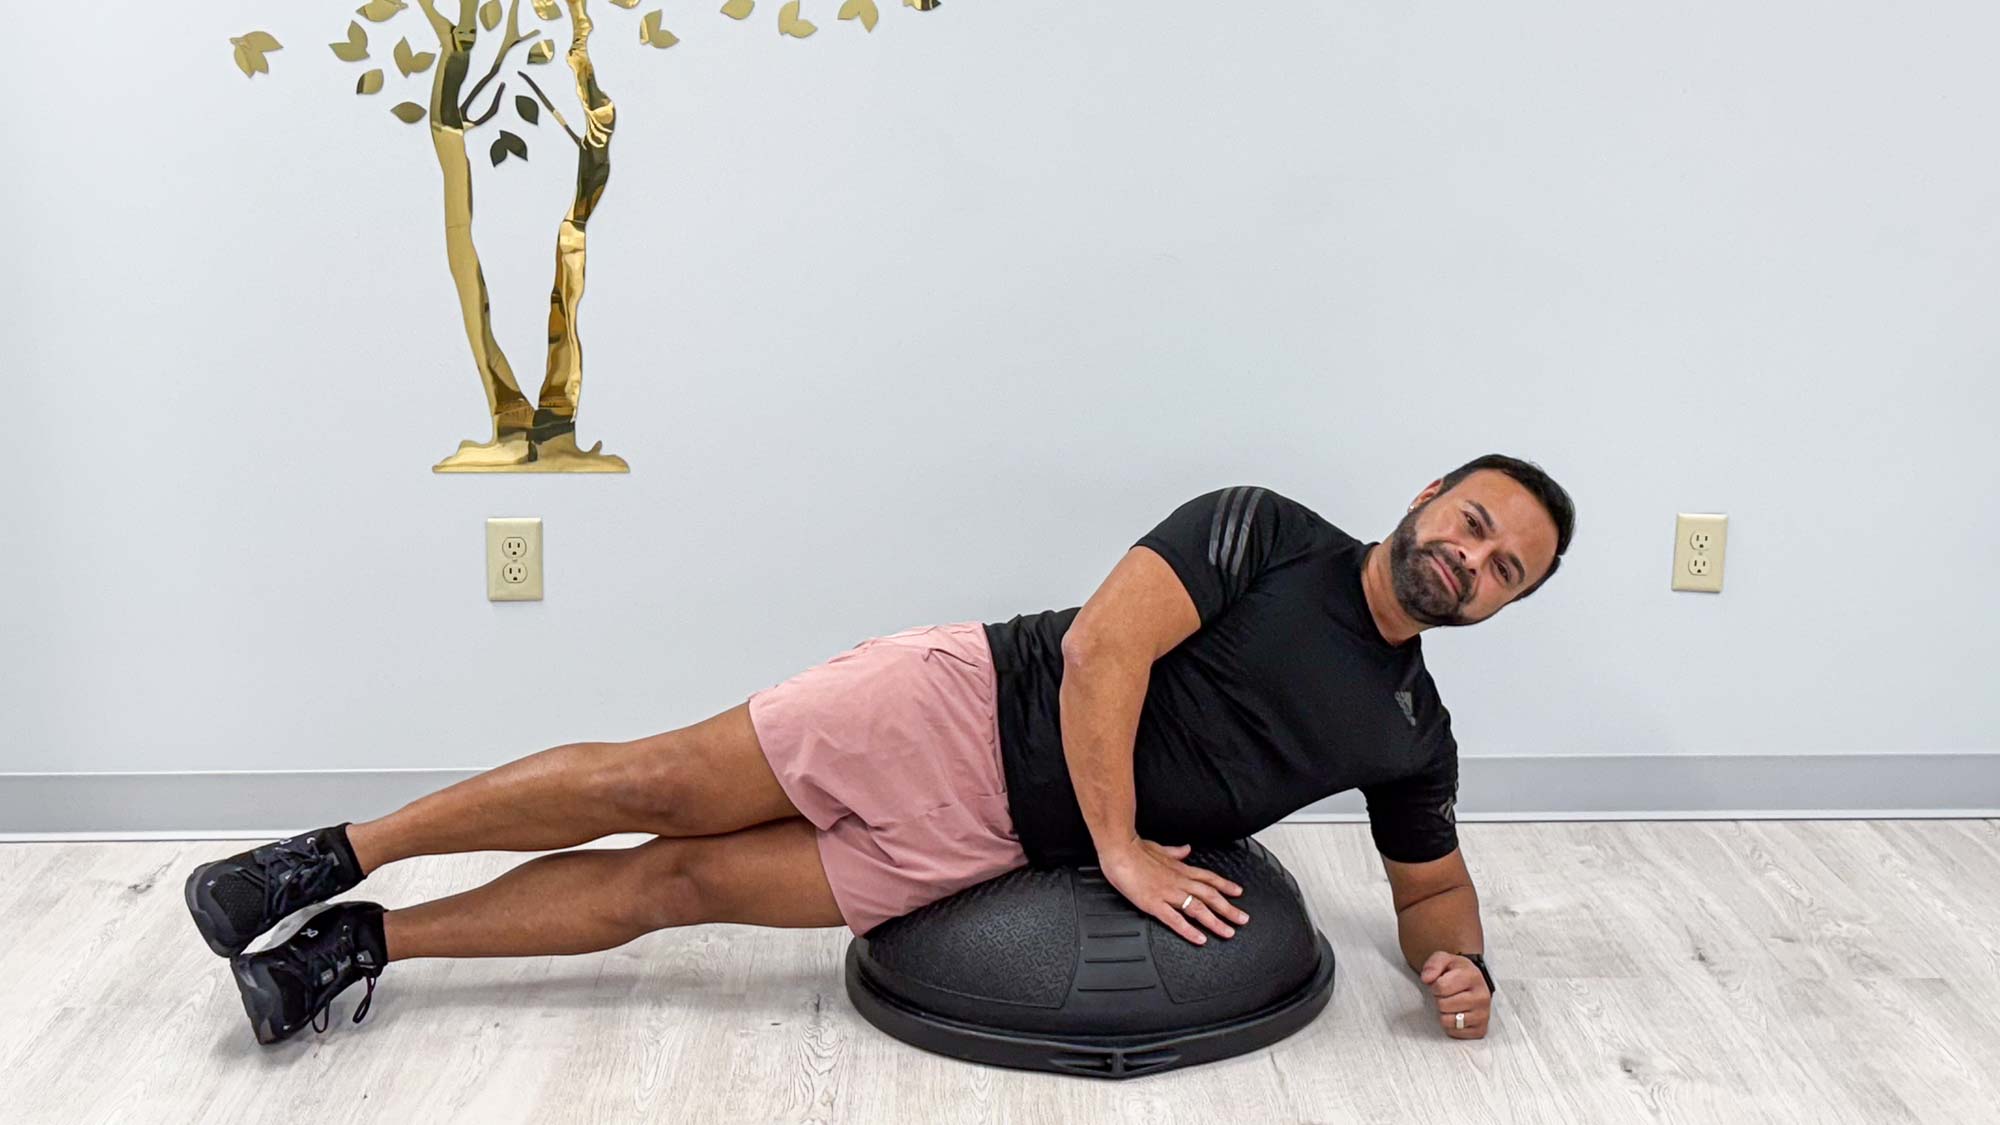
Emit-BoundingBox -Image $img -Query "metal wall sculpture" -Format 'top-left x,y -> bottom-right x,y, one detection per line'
231,0 -> 944,473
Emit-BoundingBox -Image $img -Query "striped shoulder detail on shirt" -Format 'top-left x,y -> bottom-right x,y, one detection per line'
1205,485 -> 1268,577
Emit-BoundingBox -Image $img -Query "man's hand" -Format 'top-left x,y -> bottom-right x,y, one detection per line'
1097,837 -> 1248,946
1419,951 -> 1492,1039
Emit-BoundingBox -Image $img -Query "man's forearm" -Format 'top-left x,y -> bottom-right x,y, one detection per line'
1057,647 -> 1152,857
1396,883 -> 1484,972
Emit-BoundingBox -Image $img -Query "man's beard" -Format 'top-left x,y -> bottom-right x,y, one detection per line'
1387,501 -> 1473,627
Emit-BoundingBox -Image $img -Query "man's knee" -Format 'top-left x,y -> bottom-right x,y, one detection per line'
595,736 -> 704,835
614,837 -> 709,931
598,708 -> 797,836
618,821 -> 842,931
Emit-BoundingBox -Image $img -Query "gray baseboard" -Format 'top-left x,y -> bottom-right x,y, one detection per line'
1,753 -> 1994,839
1291,750 -> 2000,821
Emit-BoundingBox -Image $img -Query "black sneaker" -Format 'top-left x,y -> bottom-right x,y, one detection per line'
230,900 -> 389,1045
184,824 -> 366,957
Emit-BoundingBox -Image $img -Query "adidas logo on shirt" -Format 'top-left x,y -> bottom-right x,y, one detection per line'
1394,690 -> 1416,727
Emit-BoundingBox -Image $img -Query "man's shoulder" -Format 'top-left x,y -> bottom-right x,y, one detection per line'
1243,488 -> 1365,563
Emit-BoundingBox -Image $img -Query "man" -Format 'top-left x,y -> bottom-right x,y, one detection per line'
186,453 -> 1573,1046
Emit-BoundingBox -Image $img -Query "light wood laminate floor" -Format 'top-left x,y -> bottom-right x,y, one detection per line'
1,819 -> 1995,1124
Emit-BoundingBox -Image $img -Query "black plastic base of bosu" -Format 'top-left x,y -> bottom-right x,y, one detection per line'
842,838 -> 1337,1080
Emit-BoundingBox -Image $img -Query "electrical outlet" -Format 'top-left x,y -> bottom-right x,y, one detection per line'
1672,513 -> 1727,593
486,517 -> 543,602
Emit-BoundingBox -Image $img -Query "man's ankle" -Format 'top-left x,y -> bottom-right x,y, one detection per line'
322,821 -> 372,881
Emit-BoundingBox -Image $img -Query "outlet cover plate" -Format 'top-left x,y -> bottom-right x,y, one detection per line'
1672,512 -> 1727,593
486,517 -> 544,602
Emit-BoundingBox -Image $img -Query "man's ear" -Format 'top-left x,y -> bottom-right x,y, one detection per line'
1410,478 -> 1446,510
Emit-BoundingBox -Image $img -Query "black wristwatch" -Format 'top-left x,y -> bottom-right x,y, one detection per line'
1455,951 -> 1495,994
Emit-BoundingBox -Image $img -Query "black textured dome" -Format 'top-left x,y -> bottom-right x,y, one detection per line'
844,837 -> 1336,1079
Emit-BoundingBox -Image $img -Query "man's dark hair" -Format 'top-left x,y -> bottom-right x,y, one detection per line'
1436,453 -> 1576,601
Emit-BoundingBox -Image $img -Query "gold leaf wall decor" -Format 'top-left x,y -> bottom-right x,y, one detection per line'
837,0 -> 878,31
533,0 -> 561,18
479,0 -> 503,31
490,130 -> 529,165
526,40 -> 555,63
610,0 -> 640,8
721,0 -> 755,18
356,0 -> 409,23
330,22 -> 369,62
389,101 -> 427,123
778,1 -> 816,37
393,37 -> 436,76
640,10 -> 680,47
357,68 -> 385,94
229,32 -> 282,78
903,0 -> 939,9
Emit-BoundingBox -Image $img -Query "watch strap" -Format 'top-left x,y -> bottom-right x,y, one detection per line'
1455,951 -> 1495,994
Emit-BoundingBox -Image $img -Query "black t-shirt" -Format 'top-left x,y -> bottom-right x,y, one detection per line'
983,485 -> 1460,868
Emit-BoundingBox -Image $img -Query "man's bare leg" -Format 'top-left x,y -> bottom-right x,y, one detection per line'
381,817 -> 846,960
344,702 -> 800,875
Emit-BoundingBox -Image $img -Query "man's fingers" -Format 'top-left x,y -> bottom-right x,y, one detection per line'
1430,966 -> 1480,997
1440,1008 -> 1489,1038
1436,990 -> 1484,1013
1154,885 -> 1241,941
1154,905 -> 1208,946
1180,895 -> 1237,938
1419,950 -> 1456,982
1182,866 -> 1245,897
1184,881 -> 1249,926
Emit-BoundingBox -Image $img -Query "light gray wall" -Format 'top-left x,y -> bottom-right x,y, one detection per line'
3,2 -> 1995,788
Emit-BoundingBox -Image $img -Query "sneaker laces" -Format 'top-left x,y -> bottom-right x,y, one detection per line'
307,977 -> 377,1035
260,835 -> 347,925
303,926 -> 382,1035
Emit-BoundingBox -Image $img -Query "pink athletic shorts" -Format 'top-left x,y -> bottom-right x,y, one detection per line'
746,621 -> 1028,937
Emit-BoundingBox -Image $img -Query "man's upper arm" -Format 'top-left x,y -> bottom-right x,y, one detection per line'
1064,545 -> 1203,664
1381,847 -> 1473,913
1122,485 -> 1317,631
1360,746 -> 1461,869
1067,484 -> 1315,662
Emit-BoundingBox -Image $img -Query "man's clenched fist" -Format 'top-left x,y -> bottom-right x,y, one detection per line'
1419,951 -> 1491,1039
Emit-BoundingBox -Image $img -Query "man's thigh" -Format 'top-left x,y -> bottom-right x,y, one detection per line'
620,701 -> 805,836
668,816 -> 846,929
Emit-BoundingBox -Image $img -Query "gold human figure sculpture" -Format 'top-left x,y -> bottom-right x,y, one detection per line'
229,0 -> 944,473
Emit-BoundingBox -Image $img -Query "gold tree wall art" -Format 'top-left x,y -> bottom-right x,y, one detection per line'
231,0 -> 944,473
